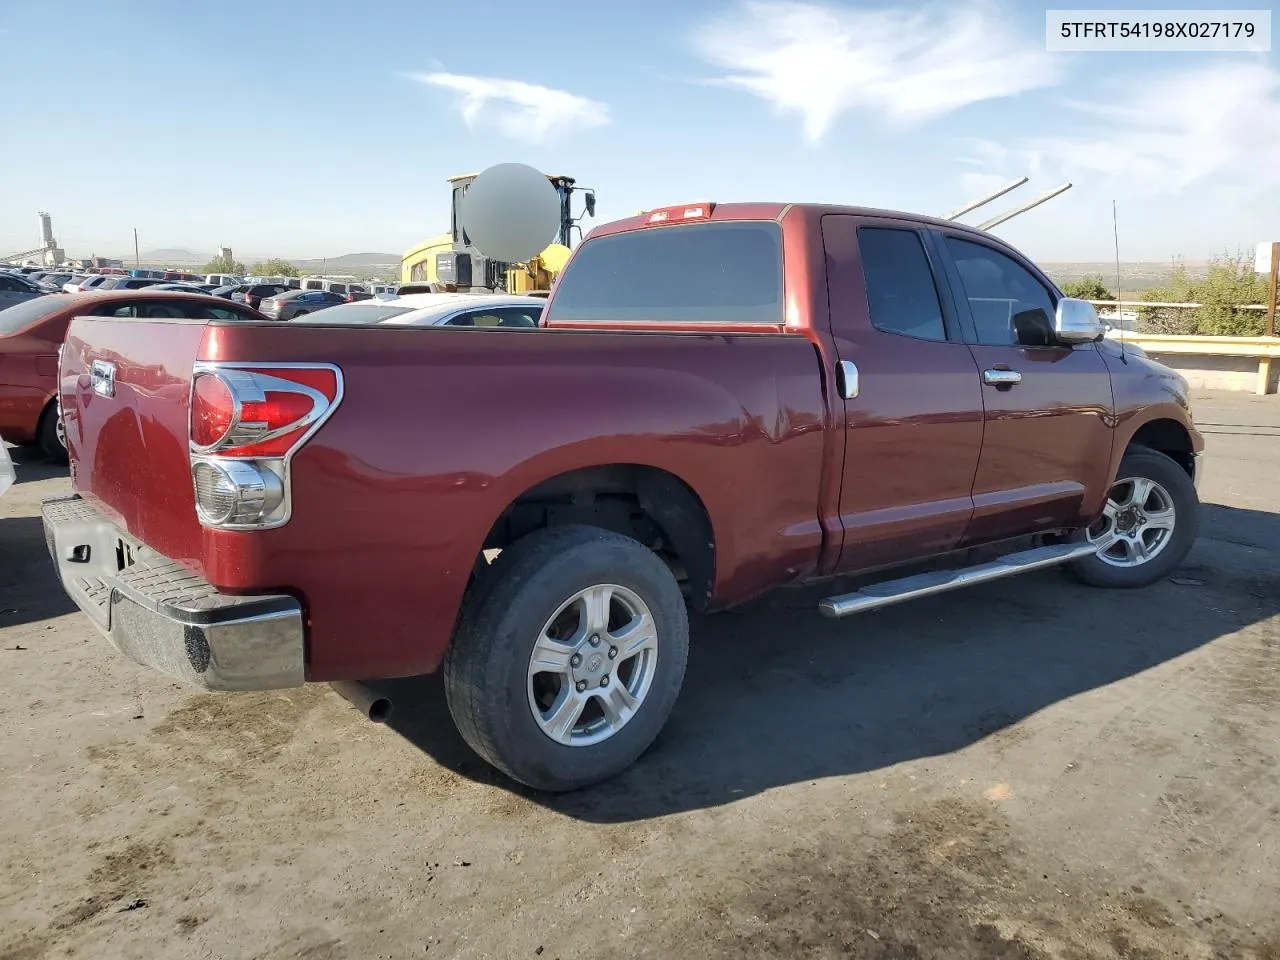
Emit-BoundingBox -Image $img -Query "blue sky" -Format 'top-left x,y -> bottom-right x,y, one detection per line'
0,0 -> 1276,263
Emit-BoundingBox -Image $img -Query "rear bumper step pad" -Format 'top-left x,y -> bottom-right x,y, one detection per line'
41,495 -> 305,691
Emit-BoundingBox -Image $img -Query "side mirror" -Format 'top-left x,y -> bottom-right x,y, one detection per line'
584,191 -> 596,217
1054,297 -> 1106,344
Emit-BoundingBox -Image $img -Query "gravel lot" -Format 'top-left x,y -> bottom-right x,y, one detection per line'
2,391 -> 1278,960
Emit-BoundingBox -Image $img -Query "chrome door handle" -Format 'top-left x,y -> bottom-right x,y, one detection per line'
982,368 -> 1021,386
837,360 -> 859,399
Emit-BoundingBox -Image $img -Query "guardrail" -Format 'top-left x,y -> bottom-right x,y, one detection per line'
1103,330 -> 1280,395
1086,299 -> 1267,312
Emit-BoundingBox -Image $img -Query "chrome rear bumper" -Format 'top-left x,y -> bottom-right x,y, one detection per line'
41,495 -> 305,691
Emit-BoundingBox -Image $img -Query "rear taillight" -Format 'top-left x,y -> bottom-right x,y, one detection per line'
189,363 -> 342,529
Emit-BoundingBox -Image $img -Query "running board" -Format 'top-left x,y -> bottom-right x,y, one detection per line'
818,542 -> 1097,619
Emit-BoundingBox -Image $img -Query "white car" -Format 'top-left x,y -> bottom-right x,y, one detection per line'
0,439 -> 14,499
300,292 -> 544,328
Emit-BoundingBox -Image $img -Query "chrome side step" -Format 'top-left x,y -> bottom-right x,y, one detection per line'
818,542 -> 1097,619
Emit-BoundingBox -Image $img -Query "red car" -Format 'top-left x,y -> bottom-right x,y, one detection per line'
0,291 -> 265,459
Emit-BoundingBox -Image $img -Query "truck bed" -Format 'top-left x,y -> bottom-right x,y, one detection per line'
59,318 -> 831,679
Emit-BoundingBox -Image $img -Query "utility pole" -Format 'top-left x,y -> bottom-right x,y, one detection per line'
134,229 -> 140,268
1266,241 -> 1278,339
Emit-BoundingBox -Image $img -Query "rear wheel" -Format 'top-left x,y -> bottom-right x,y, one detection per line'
292,310 -> 308,318
1067,446 -> 1199,588
443,525 -> 689,792
37,403 -> 67,463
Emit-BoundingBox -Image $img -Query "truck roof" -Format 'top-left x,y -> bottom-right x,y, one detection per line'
588,202 -> 993,242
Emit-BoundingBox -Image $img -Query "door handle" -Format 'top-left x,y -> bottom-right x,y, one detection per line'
836,360 -> 859,399
982,368 -> 1022,386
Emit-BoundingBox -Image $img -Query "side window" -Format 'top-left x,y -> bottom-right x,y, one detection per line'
944,237 -> 1057,347
493,307 -> 540,328
194,306 -> 249,321
135,302 -> 186,319
92,303 -> 137,318
0,276 -> 18,291
444,311 -> 477,327
857,227 -> 948,342
329,284 -> 347,295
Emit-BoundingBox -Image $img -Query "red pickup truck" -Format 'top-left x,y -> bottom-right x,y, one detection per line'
43,202 -> 1203,791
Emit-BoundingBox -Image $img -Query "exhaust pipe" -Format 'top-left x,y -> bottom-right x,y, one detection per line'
330,681 -> 393,724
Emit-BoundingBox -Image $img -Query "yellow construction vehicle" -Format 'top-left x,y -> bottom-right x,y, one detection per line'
401,172 -> 594,292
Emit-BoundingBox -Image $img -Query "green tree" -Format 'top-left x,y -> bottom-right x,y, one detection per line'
249,258 -> 300,278
1059,277 -> 1113,301
1138,251 -> 1268,336
204,252 -> 247,275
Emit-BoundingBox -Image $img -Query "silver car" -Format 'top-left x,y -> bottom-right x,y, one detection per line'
299,292 -> 544,328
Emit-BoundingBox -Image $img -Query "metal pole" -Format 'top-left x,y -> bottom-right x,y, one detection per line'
942,177 -> 1029,221
133,229 -> 140,268
977,183 -> 1073,231
1267,241 -> 1278,338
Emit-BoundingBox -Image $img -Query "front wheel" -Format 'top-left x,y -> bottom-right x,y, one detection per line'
443,525 -> 689,792
1067,446 -> 1199,588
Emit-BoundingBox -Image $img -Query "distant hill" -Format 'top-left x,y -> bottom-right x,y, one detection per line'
1042,261 -> 1210,291
119,249 -> 402,278
290,253 -> 401,272
135,248 -> 206,264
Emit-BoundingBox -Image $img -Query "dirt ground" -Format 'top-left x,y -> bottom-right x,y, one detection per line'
1,391 -> 1278,960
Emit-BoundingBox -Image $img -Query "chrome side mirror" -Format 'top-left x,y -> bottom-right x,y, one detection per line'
1054,297 -> 1106,344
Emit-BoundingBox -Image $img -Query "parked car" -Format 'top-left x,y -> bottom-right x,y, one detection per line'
149,283 -> 210,294
258,288 -> 346,319
0,272 -> 45,308
0,291 -> 264,459
205,273 -> 242,287
0,435 -> 13,500
42,201 -> 1204,792
230,283 -> 292,310
302,293 -> 543,327
207,284 -> 240,299
97,276 -> 166,291
299,277 -> 365,299
35,273 -> 76,292
65,275 -> 115,294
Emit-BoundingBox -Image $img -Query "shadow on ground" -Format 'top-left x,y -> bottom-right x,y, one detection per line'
0,516 -> 75,627
6,445 -> 68,485
372,503 -> 1280,823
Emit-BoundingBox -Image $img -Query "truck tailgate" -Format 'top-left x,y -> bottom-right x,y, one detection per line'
60,317 -> 207,568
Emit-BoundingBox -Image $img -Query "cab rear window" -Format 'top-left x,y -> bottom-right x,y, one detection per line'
545,221 -> 783,324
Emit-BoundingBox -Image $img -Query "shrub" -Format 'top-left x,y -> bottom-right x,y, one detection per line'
1060,277 -> 1113,301
1137,251 -> 1269,336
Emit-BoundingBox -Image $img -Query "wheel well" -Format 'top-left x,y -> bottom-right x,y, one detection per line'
479,465 -> 716,611
1127,418 -> 1194,476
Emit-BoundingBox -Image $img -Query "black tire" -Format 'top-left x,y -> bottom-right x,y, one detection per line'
1067,446 -> 1199,588
37,403 -> 67,463
443,524 -> 689,792
291,310 -> 308,319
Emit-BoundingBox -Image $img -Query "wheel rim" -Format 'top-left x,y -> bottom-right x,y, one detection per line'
1087,475 -> 1177,568
526,583 -> 659,748
54,416 -> 66,450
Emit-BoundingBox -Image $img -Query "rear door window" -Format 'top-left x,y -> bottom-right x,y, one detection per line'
857,227 -> 948,342
545,221 -> 783,324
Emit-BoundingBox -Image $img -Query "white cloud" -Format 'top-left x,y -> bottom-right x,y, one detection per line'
414,72 -> 610,144
965,62 -> 1280,196
692,0 -> 1063,143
